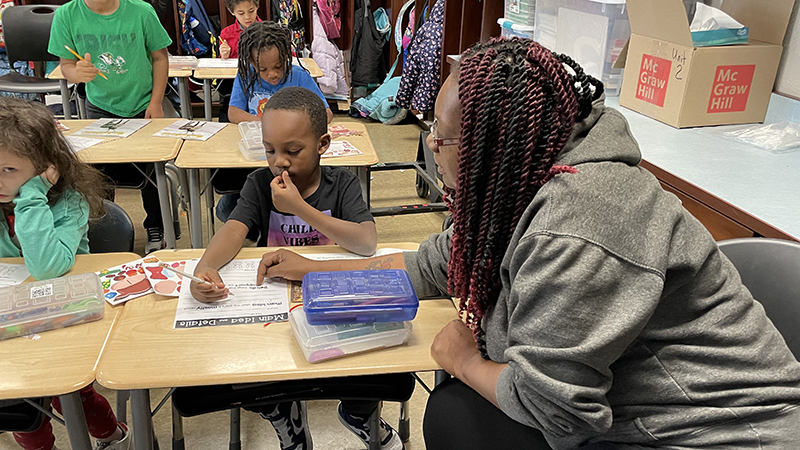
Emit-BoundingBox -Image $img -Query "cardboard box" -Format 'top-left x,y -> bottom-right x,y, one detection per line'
616,0 -> 795,128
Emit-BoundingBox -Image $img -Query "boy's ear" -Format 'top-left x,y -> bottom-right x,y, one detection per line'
317,133 -> 331,156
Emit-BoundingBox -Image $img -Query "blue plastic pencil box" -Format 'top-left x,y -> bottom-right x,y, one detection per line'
0,273 -> 105,341
302,270 -> 419,325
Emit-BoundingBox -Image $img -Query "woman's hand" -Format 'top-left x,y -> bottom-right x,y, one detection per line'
257,249 -> 320,284
189,266 -> 230,303
41,165 -> 60,186
270,171 -> 304,215
431,319 -> 483,378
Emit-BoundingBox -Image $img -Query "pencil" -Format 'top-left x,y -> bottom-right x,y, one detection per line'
64,45 -> 109,80
157,262 -> 234,295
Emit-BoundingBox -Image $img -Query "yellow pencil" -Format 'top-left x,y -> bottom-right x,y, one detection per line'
64,45 -> 109,80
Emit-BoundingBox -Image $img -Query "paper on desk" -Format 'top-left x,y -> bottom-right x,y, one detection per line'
174,259 -> 290,329
97,258 -> 154,305
142,257 -> 190,297
169,55 -> 199,69
74,119 -> 150,138
153,120 -> 228,141
0,263 -> 30,287
197,58 -> 239,69
322,140 -> 362,158
66,136 -> 104,153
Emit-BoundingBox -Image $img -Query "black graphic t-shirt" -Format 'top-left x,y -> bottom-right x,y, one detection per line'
228,166 -> 373,247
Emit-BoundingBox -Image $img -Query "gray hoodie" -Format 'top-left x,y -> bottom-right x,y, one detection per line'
405,100 -> 800,449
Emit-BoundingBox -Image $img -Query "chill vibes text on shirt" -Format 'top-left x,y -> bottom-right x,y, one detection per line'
267,210 -> 333,246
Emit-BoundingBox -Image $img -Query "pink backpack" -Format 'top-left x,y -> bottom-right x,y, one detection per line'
315,0 -> 340,40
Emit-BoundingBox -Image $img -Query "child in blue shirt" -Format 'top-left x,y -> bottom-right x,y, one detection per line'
0,98 -> 130,450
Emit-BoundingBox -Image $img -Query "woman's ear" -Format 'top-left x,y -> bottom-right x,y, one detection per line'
317,133 -> 331,156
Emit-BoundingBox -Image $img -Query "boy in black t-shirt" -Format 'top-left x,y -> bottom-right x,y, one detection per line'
191,87 -> 377,302
190,88 -> 402,450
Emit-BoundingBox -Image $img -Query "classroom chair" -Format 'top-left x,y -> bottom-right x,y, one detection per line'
717,237 -> 800,358
0,399 -> 48,435
171,373 -> 415,450
88,200 -> 135,253
0,5 -> 75,118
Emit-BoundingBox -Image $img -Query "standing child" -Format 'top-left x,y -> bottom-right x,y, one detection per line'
48,0 -> 173,253
190,88 -> 401,450
218,20 -> 333,222
0,98 -> 130,450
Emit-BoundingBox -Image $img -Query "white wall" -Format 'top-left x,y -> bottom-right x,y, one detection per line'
775,0 -> 800,98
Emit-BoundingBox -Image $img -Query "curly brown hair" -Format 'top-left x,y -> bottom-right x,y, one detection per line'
0,98 -> 107,218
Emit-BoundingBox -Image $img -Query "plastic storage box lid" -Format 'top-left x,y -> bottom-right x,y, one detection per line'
238,121 -> 266,161
289,306 -> 412,363
302,270 -> 419,325
0,273 -> 105,341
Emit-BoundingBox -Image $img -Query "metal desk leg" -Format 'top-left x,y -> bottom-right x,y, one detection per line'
116,390 -> 130,424
154,162 -> 177,248
188,169 -> 204,248
178,77 -> 192,119
434,370 -> 450,386
203,169 -> 215,244
131,389 -> 154,450
59,79 -> 72,119
203,79 -> 212,122
229,408 -> 241,450
59,391 -> 92,450
354,166 -> 370,209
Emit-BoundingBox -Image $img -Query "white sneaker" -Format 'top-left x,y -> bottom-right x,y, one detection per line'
144,228 -> 166,254
94,423 -> 131,450
337,403 -> 404,450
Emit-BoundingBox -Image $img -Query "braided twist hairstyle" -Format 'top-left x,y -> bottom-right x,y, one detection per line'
238,21 -> 293,98
448,38 -> 603,351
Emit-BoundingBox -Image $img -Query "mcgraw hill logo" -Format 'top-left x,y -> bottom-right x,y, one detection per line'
707,65 -> 755,113
636,54 -> 672,107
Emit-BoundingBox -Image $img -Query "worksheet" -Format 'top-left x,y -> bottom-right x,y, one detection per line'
65,136 -> 104,153
174,259 -> 290,329
0,263 -> 30,287
74,119 -> 150,138
153,120 -> 227,141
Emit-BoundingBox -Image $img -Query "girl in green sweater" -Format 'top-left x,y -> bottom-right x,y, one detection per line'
0,97 -> 105,279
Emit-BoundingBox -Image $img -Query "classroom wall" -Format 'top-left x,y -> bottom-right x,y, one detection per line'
775,0 -> 800,99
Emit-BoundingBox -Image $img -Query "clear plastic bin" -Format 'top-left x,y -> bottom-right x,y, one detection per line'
0,273 -> 105,341
238,121 -> 266,161
505,0 -> 536,27
302,270 -> 419,325
289,306 -> 412,363
498,18 -> 535,40
534,0 -> 629,96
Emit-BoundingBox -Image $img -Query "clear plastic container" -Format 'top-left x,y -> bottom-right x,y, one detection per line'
505,0 -> 536,27
238,121 -> 266,161
302,270 -> 419,325
289,306 -> 412,363
498,18 -> 535,40
0,273 -> 105,341
534,0 -> 629,96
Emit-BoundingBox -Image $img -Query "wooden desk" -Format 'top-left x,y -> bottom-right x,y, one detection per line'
48,65 -> 195,119
607,95 -> 800,242
0,253 -> 139,450
62,119 -> 183,248
194,58 -> 324,121
174,121 -> 380,248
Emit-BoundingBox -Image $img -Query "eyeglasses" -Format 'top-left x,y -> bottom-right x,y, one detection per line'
431,118 -> 460,148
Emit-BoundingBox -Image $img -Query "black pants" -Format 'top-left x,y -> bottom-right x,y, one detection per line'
423,378 -> 553,450
85,101 -> 163,230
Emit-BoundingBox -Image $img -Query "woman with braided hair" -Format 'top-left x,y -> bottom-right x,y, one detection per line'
257,38 -> 800,449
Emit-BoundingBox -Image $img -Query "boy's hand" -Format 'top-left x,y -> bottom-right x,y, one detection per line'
41,165 -> 59,186
257,249 -> 318,284
189,266 -> 230,303
220,40 -> 231,59
144,101 -> 164,119
75,53 -> 100,83
271,171 -> 303,215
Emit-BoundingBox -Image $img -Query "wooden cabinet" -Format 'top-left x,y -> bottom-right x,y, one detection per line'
440,0 -> 503,83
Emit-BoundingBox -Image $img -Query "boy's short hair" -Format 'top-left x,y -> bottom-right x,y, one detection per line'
264,87 -> 327,138
225,0 -> 258,12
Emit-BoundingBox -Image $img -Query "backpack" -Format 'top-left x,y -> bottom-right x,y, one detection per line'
315,0 -> 340,40
271,0 -> 306,53
178,0 -> 219,57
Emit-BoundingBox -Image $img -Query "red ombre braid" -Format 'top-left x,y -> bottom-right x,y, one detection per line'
446,39 -> 603,348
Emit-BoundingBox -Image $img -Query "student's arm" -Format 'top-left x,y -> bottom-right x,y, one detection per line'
145,48 -> 169,119
228,105 -> 259,124
257,248 -> 405,284
14,173 -> 87,280
59,56 -> 100,84
271,171 -> 377,255
189,220 -> 249,302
